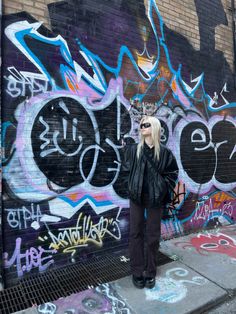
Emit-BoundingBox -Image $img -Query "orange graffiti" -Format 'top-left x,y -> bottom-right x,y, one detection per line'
211,191 -> 234,205
171,80 -> 177,92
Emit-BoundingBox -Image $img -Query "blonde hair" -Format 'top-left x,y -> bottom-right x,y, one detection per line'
136,116 -> 161,160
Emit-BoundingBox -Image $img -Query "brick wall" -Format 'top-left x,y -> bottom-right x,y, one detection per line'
1,0 -> 236,287
3,0 -> 59,28
149,0 -> 234,69
4,0 -> 235,69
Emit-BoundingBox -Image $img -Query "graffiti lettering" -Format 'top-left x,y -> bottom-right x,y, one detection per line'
45,213 -> 121,254
4,67 -> 48,98
3,238 -> 57,277
5,204 -> 43,230
176,118 -> 236,193
193,198 -> 234,222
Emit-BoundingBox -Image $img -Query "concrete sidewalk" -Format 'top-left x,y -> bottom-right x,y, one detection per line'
14,224 -> 236,314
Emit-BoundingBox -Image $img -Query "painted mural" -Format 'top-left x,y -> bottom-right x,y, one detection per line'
176,225 -> 236,262
2,0 -> 236,285
36,269 -> 208,313
38,283 -> 135,314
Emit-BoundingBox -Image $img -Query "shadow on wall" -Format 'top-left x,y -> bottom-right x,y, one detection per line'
166,0 -> 233,99
48,0 -> 235,99
195,0 -> 228,53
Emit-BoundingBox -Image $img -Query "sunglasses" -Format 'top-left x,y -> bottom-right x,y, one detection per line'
140,122 -> 151,129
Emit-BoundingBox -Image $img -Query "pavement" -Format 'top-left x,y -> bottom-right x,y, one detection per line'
14,224 -> 236,314
206,297 -> 236,314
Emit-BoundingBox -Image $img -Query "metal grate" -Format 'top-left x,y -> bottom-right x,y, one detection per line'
0,251 -> 172,314
20,271 -> 65,305
0,285 -> 30,314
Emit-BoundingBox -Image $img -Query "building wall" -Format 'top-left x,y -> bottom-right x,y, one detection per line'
2,0 -> 236,287
2,0 -> 57,28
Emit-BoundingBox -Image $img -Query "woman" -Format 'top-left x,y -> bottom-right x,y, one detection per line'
123,116 -> 178,289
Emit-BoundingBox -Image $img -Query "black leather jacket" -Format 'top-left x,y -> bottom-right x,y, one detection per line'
122,142 -> 179,207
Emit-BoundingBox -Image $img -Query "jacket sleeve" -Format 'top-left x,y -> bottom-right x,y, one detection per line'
121,145 -> 131,173
115,143 -> 136,199
162,149 -> 179,204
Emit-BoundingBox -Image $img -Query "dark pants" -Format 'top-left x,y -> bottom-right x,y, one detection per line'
129,195 -> 162,278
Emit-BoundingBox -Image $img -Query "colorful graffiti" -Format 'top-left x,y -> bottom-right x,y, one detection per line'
188,193 -> 235,226
36,269 -> 207,312
1,0 -> 236,285
176,232 -> 236,261
37,283 -> 134,314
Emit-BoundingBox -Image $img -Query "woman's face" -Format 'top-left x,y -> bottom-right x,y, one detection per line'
140,120 -> 152,136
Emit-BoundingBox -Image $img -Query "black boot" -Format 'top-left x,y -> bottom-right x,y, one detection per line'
132,275 -> 145,289
145,277 -> 156,289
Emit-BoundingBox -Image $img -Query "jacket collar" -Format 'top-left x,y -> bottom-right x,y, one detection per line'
144,141 -> 154,150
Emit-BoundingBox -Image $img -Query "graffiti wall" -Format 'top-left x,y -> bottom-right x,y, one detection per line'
2,0 -> 236,286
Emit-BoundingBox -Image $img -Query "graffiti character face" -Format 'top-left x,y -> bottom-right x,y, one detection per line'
52,289 -> 112,314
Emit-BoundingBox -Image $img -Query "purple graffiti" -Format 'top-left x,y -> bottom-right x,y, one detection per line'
3,237 -> 57,277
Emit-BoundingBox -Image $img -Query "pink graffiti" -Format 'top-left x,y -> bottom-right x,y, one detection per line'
3,237 -> 57,277
192,198 -> 234,222
176,233 -> 236,259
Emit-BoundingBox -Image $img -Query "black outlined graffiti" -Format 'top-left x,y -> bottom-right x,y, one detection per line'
178,118 -> 236,190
